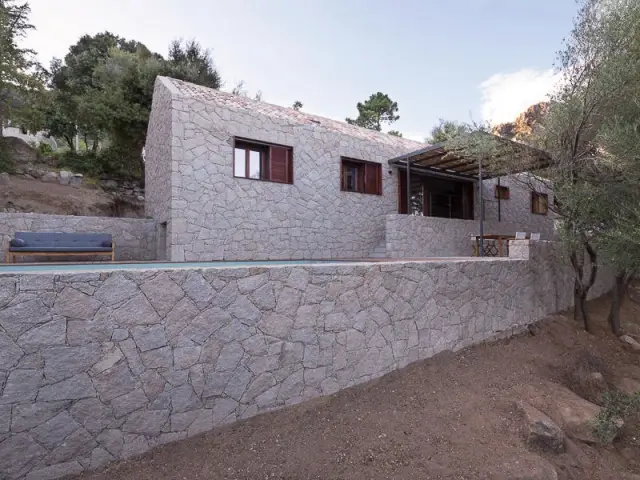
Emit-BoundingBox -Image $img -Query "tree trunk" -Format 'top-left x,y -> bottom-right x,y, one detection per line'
64,135 -> 75,152
92,139 -> 98,153
579,292 -> 590,332
574,279 -> 583,323
608,273 -> 629,336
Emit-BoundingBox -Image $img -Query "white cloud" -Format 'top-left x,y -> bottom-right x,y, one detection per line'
479,68 -> 561,125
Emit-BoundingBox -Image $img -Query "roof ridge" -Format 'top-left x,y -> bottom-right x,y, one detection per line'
161,76 -> 425,150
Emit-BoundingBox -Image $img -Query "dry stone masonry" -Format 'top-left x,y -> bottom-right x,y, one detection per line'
386,214 -> 556,258
0,242 -> 612,479
0,213 -> 156,262
145,77 -> 555,262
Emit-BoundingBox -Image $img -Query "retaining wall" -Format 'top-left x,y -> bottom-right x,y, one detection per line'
0,242 -> 612,479
0,214 -> 157,262
386,214 -> 557,258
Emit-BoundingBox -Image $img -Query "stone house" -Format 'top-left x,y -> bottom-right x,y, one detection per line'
145,77 -> 554,261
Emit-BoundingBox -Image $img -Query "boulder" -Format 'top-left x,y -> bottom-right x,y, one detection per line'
58,170 -> 72,185
616,377 -> 640,396
101,179 -> 118,189
549,386 -> 620,444
0,172 -> 11,185
517,401 -> 565,453
42,171 -> 58,182
492,454 -> 558,480
620,335 -> 640,351
70,173 -> 83,186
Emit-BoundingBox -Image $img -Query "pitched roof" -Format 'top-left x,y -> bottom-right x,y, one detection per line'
160,77 -> 425,151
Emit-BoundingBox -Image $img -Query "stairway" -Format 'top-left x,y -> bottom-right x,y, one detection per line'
369,238 -> 387,258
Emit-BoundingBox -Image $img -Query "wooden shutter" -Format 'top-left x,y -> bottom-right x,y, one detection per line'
269,146 -> 291,184
398,174 -> 408,214
364,163 -> 380,195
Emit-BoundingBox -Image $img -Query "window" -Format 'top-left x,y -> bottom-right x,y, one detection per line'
233,138 -> 293,184
531,192 -> 549,215
494,185 -> 510,200
340,158 -> 382,195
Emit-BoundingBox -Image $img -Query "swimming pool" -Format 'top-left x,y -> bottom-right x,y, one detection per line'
0,259 -> 366,274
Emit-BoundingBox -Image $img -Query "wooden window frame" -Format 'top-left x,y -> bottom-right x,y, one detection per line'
494,185 -> 510,200
233,137 -> 293,185
340,157 -> 382,195
531,191 -> 549,215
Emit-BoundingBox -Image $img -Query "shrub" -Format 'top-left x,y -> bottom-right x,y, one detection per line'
37,142 -> 54,157
55,151 -> 104,177
592,390 -> 640,444
54,147 -> 142,180
0,140 -> 14,173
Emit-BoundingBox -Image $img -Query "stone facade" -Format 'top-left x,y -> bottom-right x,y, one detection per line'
145,76 -> 425,262
144,79 -> 173,231
479,174 -> 555,229
145,77 -> 555,262
0,244 -> 613,479
386,213 -> 556,259
0,213 -> 156,262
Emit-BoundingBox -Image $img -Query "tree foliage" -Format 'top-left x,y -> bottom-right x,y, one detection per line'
388,130 -> 403,137
444,0 -> 640,333
292,100 -> 302,111
39,34 -> 222,178
346,92 -> 399,131
426,118 -> 470,144
0,1 -> 43,135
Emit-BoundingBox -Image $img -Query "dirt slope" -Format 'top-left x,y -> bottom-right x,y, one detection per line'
78,295 -> 640,480
1,176 -> 142,217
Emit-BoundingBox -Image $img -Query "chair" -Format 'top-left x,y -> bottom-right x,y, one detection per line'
515,232 -> 527,240
530,232 -> 541,241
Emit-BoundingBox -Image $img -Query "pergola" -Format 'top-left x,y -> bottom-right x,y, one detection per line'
387,133 -> 551,256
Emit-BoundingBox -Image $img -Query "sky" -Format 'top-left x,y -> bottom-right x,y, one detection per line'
24,0 -> 576,142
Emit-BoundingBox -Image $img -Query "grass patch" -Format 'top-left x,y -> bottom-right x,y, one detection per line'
592,390 -> 640,444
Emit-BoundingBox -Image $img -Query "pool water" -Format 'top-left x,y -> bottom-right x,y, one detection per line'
0,259 -> 359,274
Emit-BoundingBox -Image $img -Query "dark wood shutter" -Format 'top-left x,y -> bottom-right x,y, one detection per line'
364,163 -> 380,195
398,174 -> 408,214
269,146 -> 291,184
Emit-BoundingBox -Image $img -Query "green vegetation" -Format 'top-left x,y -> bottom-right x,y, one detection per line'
0,1 -> 225,179
426,119 -> 470,144
346,92 -> 400,132
441,0 -> 640,333
592,390 -> 640,444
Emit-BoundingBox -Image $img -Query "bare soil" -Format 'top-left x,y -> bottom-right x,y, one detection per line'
2,176 -> 143,217
80,295 -> 640,480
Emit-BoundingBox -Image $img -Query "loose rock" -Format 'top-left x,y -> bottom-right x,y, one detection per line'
620,335 -> 640,351
517,401 -> 565,453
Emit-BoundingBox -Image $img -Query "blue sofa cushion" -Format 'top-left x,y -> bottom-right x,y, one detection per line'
8,232 -> 114,253
9,246 -> 113,253
9,238 -> 26,247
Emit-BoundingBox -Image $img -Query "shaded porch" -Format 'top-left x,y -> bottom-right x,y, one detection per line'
388,135 -> 551,256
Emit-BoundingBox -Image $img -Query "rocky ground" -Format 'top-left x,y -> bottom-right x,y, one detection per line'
0,173 -> 143,218
78,293 -> 640,480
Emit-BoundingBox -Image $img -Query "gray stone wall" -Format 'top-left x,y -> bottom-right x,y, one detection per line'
479,175 -> 555,232
149,77 -> 424,261
0,213 -> 156,262
144,78 -> 173,260
144,78 -> 173,224
386,209 -> 556,259
0,246 -> 613,479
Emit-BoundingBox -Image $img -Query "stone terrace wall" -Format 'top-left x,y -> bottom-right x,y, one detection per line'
386,214 -> 556,258
0,244 -> 613,479
0,213 -> 157,262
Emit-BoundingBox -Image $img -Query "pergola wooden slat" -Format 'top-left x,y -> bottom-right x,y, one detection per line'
387,133 -> 551,257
